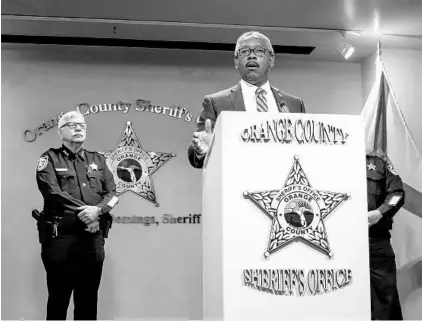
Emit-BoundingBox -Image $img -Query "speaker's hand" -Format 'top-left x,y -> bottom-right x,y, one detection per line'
192,119 -> 213,155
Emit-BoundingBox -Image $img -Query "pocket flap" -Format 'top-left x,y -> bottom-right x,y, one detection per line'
57,171 -> 76,179
87,171 -> 104,178
367,169 -> 383,181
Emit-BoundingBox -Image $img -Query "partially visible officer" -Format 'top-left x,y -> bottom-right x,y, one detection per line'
36,111 -> 118,320
366,154 -> 405,320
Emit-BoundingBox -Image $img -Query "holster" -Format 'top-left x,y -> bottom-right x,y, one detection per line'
100,213 -> 113,238
33,209 -> 113,241
386,217 -> 393,230
32,209 -> 59,244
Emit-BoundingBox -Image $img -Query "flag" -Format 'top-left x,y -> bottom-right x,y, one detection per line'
361,53 -> 422,316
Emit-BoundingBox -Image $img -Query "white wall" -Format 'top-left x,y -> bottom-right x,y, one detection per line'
1,44 -> 363,320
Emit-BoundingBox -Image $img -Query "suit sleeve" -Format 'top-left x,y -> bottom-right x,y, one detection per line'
36,152 -> 86,212
188,95 -> 217,169
95,156 -> 118,214
377,161 -> 405,218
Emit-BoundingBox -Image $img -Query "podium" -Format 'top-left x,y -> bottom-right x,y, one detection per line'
202,111 -> 371,320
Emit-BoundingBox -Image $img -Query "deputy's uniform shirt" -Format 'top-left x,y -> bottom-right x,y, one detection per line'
36,145 -> 117,233
366,155 -> 405,239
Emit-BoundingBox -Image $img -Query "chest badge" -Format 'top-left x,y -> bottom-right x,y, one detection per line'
367,163 -> 376,171
88,162 -> 99,172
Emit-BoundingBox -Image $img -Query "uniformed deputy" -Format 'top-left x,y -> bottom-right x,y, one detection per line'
366,154 -> 405,320
36,111 -> 118,320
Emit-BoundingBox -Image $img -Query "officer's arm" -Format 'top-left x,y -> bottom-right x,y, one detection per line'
36,152 -> 86,210
95,157 -> 118,215
377,161 -> 405,218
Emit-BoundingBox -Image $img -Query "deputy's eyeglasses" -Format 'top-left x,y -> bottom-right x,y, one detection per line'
237,47 -> 271,58
60,122 -> 87,130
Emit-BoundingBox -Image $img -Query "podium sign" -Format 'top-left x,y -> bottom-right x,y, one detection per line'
202,111 -> 371,320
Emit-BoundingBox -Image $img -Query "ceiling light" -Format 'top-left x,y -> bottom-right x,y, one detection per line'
347,31 -> 361,36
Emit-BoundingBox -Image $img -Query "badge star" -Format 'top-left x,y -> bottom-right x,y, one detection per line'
103,121 -> 175,206
244,156 -> 350,259
89,162 -> 98,171
367,163 -> 376,171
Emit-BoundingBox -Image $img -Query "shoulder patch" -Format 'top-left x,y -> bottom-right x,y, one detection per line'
37,155 -> 49,171
387,162 -> 398,175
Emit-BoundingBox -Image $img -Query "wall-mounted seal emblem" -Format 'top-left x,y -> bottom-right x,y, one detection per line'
105,121 -> 175,206
244,156 -> 350,259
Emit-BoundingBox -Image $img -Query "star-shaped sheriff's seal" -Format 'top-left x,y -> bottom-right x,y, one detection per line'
244,156 -> 350,259
104,121 -> 175,206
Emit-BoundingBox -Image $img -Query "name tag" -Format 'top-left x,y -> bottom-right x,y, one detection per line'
55,168 -> 68,172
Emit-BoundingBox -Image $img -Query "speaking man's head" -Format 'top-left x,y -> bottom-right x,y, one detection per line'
234,31 -> 275,87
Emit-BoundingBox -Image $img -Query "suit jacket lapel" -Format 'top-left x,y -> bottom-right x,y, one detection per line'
229,82 -> 246,111
271,85 -> 290,113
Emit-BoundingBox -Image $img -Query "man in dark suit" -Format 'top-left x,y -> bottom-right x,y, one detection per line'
188,30 -> 306,168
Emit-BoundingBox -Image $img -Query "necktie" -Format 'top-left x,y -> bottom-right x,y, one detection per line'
256,87 -> 268,112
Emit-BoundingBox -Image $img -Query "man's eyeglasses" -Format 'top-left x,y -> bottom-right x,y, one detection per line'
60,122 -> 87,130
237,46 -> 272,58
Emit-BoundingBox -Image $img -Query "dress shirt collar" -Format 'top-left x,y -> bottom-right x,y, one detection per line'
240,79 -> 272,95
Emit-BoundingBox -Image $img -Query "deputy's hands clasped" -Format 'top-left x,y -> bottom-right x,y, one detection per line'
77,205 -> 101,224
192,119 -> 213,156
85,220 -> 100,233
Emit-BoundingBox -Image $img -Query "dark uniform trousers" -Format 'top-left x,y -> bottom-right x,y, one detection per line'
42,230 -> 105,320
366,155 -> 405,320
369,238 -> 403,320
36,145 -> 116,320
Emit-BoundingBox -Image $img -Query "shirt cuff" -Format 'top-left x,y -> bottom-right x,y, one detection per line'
377,204 -> 391,216
96,205 -> 106,215
97,196 -> 119,214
